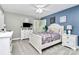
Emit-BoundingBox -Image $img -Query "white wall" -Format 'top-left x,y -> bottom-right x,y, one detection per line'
0,6 -> 4,30
4,12 -> 35,39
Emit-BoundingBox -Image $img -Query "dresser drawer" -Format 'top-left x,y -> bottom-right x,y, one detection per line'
66,40 -> 73,45
21,29 -> 33,40
22,30 -> 26,32
62,35 -> 76,41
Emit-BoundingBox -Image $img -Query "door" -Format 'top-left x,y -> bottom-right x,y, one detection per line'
33,19 -> 46,32
33,20 -> 40,32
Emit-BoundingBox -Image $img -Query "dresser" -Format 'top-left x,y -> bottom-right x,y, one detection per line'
62,34 -> 78,50
21,28 -> 33,40
0,31 -> 13,55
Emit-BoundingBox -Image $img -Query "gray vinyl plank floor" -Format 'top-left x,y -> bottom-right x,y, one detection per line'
12,40 -> 79,55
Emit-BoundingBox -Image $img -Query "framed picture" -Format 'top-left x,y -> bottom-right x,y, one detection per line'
50,17 -> 55,24
60,16 -> 66,23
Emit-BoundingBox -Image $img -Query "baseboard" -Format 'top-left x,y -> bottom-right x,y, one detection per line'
12,38 -> 21,40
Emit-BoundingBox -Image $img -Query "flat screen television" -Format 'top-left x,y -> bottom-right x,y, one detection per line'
23,23 -> 32,27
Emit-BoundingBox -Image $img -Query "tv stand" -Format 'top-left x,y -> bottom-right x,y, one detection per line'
21,27 -> 33,40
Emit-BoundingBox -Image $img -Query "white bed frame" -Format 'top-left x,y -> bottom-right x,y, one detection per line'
29,24 -> 64,54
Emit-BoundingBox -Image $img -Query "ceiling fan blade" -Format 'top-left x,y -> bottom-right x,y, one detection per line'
42,8 -> 50,11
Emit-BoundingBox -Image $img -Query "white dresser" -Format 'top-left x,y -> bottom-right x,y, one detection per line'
0,31 -> 13,55
62,33 -> 78,50
21,28 -> 33,40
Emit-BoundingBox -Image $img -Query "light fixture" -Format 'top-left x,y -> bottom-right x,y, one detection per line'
35,4 -> 47,14
36,8 -> 43,14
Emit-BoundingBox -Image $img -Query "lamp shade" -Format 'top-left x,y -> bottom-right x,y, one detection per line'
67,25 -> 72,30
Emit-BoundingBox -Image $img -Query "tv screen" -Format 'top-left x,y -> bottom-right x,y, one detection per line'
23,23 -> 32,27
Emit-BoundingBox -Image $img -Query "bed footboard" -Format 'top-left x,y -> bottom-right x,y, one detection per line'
29,33 -> 42,54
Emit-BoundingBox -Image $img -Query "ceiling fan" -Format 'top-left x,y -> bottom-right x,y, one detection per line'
33,4 -> 49,14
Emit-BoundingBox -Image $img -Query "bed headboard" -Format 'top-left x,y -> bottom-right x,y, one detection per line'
48,23 -> 64,35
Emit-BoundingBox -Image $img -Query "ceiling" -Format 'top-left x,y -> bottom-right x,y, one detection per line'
1,4 -> 78,19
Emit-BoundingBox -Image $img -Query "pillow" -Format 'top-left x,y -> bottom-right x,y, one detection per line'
48,24 -> 60,33
52,27 -> 60,33
47,29 -> 54,33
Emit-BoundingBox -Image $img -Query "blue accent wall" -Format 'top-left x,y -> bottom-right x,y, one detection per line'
42,5 -> 79,36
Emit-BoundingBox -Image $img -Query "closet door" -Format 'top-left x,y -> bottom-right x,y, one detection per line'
33,19 -> 46,33
0,10 -> 4,29
33,20 -> 40,33
40,19 -> 46,32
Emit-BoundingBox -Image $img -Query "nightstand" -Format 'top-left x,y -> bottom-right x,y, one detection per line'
62,34 -> 78,51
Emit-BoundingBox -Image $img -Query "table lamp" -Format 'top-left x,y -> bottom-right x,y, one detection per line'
67,25 -> 72,35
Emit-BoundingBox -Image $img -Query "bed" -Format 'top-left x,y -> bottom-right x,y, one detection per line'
29,24 -> 64,54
